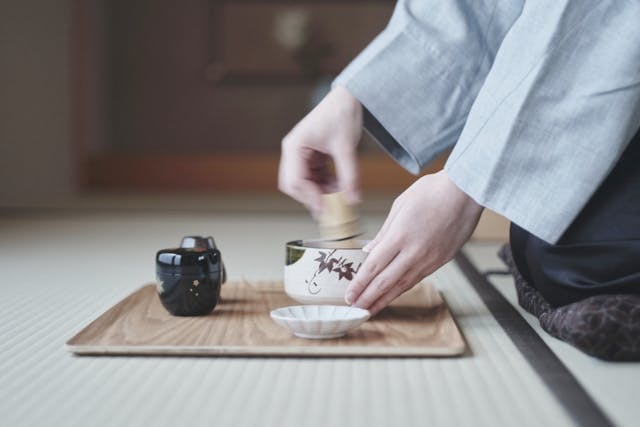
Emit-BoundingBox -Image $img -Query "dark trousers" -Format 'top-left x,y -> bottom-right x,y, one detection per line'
510,128 -> 640,307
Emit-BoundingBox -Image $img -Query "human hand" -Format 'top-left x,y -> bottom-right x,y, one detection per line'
278,86 -> 362,217
345,171 -> 484,315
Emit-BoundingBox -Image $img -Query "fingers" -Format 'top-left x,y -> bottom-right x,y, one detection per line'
296,180 -> 324,218
278,146 -> 324,217
367,272 -> 420,316
332,143 -> 360,204
351,197 -> 404,303
351,252 -> 417,310
346,195 -> 422,312
345,238 -> 400,305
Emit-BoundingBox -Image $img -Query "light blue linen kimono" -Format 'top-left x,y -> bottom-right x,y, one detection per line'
334,0 -> 640,243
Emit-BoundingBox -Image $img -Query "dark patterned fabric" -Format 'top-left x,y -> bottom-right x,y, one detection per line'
499,244 -> 640,361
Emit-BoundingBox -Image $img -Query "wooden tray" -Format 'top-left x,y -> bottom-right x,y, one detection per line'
67,281 -> 465,357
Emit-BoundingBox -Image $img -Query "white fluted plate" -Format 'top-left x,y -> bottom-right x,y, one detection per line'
270,305 -> 371,339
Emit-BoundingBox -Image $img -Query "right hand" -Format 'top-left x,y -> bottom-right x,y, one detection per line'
278,86 -> 363,217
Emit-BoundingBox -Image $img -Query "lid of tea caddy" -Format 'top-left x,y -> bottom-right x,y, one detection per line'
180,236 -> 217,250
156,236 -> 221,275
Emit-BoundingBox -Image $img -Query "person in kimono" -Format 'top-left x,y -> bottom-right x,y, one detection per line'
278,1 -> 640,319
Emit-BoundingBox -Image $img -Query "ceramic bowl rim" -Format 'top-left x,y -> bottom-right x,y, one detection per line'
286,239 -> 370,251
270,305 -> 371,322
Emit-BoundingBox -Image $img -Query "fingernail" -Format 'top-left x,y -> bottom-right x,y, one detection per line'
345,292 -> 355,305
362,241 -> 375,253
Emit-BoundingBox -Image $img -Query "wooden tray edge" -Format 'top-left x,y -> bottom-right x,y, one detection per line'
66,343 -> 466,357
65,285 -> 152,347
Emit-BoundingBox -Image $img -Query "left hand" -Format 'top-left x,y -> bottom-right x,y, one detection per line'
345,171 -> 483,315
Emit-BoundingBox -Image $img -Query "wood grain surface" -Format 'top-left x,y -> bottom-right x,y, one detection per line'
67,281 -> 466,357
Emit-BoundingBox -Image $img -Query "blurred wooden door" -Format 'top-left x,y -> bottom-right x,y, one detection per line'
73,0 -> 445,193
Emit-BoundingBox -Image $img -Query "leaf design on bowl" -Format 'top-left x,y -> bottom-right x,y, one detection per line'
304,249 -> 362,296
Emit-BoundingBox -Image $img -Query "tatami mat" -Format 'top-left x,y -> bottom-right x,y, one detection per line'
465,243 -> 640,427
0,211 -> 623,426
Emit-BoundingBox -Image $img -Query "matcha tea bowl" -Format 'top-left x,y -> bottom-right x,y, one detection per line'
284,239 -> 368,305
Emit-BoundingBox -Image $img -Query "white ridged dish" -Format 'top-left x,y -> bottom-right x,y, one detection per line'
270,305 -> 371,339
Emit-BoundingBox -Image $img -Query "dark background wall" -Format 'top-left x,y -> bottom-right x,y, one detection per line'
0,0 -> 74,205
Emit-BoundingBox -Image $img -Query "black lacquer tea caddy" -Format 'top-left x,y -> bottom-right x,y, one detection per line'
156,236 -> 226,316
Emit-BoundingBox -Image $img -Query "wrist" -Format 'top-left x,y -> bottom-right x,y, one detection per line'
439,170 -> 483,216
331,85 -> 362,122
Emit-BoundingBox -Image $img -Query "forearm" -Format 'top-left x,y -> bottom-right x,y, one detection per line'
334,0 -> 525,174
445,0 -> 640,243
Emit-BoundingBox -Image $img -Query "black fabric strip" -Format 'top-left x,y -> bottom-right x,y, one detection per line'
454,251 -> 613,427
